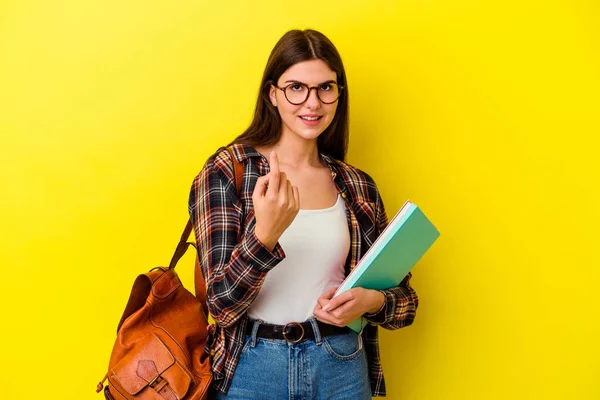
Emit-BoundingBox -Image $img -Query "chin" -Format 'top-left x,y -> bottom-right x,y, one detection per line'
295,129 -> 325,140
293,122 -> 332,140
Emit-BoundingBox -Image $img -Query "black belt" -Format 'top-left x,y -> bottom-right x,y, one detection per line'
246,319 -> 349,344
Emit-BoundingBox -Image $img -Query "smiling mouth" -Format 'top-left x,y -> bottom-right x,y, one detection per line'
299,116 -> 322,121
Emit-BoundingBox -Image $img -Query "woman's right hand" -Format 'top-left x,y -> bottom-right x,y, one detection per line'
252,151 -> 300,251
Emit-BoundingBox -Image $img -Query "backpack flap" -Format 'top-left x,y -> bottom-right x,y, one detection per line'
110,333 -> 192,397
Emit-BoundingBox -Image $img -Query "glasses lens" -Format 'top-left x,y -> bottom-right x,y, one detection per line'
318,83 -> 340,103
285,84 -> 309,104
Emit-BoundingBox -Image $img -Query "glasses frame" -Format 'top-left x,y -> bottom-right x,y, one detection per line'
272,82 -> 345,105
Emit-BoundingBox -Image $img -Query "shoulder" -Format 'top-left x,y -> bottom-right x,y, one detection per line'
328,158 -> 380,203
194,146 -> 238,188
206,145 -> 241,175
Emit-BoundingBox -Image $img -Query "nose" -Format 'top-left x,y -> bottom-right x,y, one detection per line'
304,87 -> 321,110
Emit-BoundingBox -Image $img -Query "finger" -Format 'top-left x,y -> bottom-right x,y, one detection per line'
278,172 -> 288,194
292,186 -> 300,210
269,152 -> 280,194
316,288 -> 337,309
329,302 -> 354,320
313,310 -> 344,326
317,296 -> 329,309
321,287 -> 338,300
287,180 -> 294,206
323,291 -> 353,312
253,174 -> 270,198
313,308 -> 338,326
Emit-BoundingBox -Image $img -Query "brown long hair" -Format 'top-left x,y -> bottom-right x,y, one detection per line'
229,29 -> 350,162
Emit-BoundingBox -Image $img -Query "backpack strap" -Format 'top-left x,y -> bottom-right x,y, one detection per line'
168,147 -> 244,308
228,146 -> 244,194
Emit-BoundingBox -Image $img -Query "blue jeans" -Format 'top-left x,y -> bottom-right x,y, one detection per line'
215,317 -> 372,400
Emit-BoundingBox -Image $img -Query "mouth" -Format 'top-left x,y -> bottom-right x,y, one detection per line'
298,115 -> 323,126
299,115 -> 323,121
298,115 -> 323,127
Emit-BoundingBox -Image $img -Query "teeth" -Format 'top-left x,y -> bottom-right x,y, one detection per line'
301,116 -> 320,121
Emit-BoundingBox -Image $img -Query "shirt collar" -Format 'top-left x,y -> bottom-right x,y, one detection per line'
229,143 -> 262,162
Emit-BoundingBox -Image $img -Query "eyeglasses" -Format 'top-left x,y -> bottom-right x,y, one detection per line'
272,81 -> 344,105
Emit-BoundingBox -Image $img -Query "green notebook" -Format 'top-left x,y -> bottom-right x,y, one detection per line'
334,200 -> 440,333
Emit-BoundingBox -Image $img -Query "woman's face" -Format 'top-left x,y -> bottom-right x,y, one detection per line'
269,59 -> 339,144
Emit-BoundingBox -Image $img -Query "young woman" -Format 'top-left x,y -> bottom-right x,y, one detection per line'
189,29 -> 418,399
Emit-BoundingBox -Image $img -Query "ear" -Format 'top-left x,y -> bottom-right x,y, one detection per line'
269,85 -> 277,107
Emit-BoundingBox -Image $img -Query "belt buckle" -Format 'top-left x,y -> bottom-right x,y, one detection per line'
282,322 -> 305,344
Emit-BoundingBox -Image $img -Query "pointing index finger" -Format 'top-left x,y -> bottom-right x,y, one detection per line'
270,151 -> 280,175
268,152 -> 280,194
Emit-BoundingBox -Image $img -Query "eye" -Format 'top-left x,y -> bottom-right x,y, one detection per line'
290,84 -> 304,91
319,83 -> 333,91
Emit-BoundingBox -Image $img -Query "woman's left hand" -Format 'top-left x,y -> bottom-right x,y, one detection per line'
313,287 -> 385,327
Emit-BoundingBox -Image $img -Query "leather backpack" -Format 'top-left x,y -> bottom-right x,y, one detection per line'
96,147 -> 244,400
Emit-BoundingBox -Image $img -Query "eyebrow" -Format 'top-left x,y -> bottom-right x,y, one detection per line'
283,79 -> 337,85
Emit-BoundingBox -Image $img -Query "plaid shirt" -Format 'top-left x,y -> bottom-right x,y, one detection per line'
188,143 -> 418,397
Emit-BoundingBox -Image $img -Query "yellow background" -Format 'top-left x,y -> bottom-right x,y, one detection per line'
1,0 -> 598,399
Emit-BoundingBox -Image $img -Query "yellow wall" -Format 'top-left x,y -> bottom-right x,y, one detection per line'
1,0 -> 598,399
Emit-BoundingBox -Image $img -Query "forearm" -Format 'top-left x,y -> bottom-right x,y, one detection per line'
364,274 -> 418,329
198,225 -> 285,328
365,289 -> 386,314
189,157 -> 285,328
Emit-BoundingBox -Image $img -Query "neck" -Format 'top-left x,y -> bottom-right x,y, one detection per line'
269,131 -> 322,169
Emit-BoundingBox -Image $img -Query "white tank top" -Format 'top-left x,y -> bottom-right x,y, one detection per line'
247,194 -> 351,324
